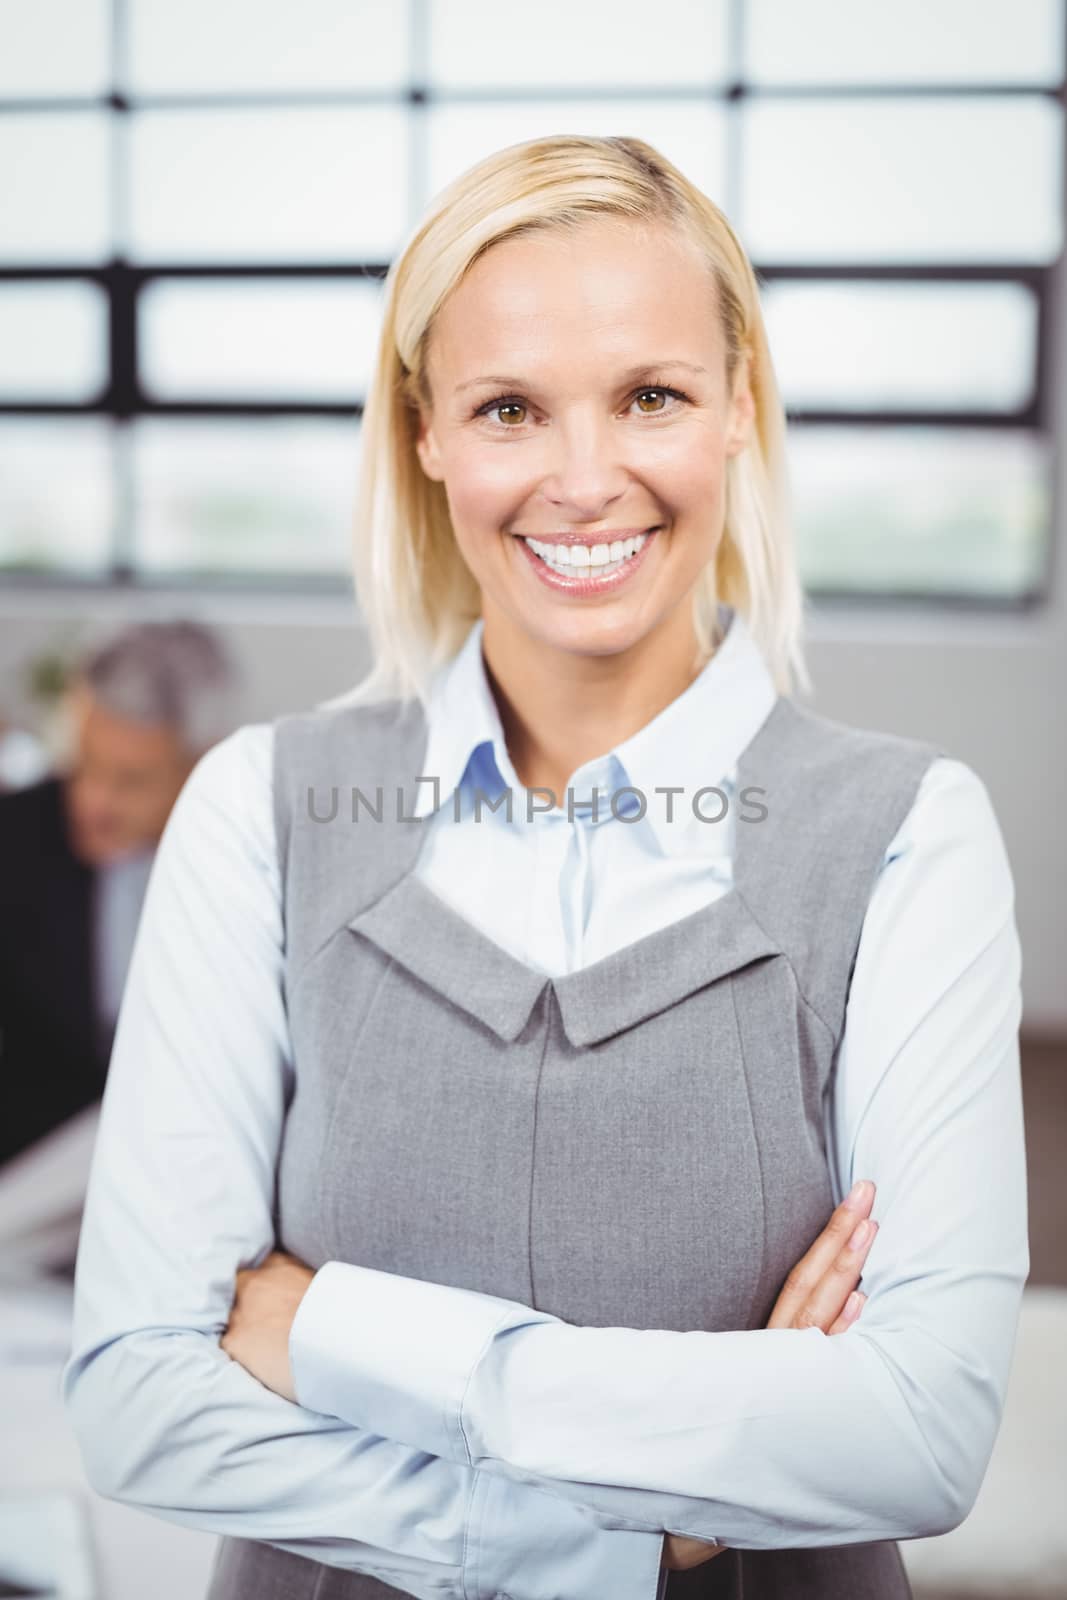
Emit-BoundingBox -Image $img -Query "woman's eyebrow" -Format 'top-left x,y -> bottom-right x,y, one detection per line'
453,360 -> 710,396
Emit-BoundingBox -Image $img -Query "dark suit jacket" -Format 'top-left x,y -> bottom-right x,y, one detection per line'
0,776 -> 110,1168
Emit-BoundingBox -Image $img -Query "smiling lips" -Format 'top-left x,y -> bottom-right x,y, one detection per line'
523,530 -> 651,571
514,526 -> 660,592
514,526 -> 658,545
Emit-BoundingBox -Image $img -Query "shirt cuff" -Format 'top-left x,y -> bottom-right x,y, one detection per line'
466,1467 -> 666,1600
288,1258 -> 557,1460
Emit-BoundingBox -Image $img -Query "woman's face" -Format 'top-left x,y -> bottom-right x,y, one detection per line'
414,218 -> 754,665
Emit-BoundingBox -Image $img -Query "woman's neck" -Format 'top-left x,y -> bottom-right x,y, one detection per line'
480,611 -> 712,806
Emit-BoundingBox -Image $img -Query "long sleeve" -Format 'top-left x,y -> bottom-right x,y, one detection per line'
289,755 -> 1029,1550
59,723 -> 666,1600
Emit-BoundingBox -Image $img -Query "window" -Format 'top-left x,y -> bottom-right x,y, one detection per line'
1,0 -> 1063,602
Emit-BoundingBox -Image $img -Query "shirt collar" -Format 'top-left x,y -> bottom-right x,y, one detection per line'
413,605 -> 778,856
607,604 -> 778,854
413,618 -> 515,821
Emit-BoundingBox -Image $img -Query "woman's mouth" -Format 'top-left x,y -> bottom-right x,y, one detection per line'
513,527 -> 661,594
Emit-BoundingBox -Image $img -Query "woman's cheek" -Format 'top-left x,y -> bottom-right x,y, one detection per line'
447,448 -> 525,529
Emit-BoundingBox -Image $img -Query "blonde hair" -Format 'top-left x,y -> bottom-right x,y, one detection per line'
329,133 -> 811,710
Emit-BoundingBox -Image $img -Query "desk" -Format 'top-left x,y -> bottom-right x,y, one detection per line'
0,1103 -> 219,1600
0,1273 -> 218,1600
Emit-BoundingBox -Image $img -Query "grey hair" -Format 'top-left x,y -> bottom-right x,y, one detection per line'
77,622 -> 239,754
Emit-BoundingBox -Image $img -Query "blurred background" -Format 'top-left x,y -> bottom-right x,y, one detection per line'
0,2 -> 1064,1597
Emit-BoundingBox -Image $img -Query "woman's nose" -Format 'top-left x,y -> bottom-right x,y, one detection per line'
540,416 -> 632,519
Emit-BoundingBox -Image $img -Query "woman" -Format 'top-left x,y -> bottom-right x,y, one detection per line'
62,136 -> 1028,1600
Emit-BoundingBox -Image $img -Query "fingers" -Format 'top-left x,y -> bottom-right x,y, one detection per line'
662,1536 -> 728,1571
794,1213 -> 879,1334
766,1180 -> 876,1331
826,1289 -> 867,1336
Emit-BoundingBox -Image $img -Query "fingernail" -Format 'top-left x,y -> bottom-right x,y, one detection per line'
848,1219 -> 870,1250
847,1179 -> 870,1208
843,1291 -> 861,1319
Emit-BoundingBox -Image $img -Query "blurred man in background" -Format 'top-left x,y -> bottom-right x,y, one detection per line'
0,621 -> 238,1170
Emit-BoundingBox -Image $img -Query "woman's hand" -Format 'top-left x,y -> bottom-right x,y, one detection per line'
661,1180 -> 878,1572
764,1177 -> 877,1334
219,1248 -> 317,1404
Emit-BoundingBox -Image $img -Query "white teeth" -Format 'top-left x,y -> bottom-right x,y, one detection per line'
524,532 -> 648,575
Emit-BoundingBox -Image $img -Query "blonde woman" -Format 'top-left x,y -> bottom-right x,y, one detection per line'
63,136 -> 1028,1600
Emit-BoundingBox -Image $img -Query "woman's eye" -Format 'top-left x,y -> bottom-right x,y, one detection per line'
473,396 -> 527,426
632,385 -> 692,413
475,385 -> 688,427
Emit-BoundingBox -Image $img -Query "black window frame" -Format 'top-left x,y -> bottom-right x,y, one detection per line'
0,0 -> 1064,609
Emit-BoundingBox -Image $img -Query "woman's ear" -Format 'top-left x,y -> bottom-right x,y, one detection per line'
724,350 -> 756,458
414,406 -> 445,483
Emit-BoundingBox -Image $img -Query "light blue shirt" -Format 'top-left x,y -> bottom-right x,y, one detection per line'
408,607 -> 777,977
61,609 -> 1028,1600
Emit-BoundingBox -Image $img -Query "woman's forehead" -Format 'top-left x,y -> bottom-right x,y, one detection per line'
429,227 -> 721,382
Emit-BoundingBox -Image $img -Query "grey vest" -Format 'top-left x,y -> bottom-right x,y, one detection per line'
207,689 -> 943,1600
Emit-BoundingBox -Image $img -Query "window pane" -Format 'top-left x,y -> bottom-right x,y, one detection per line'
747,0 -> 1065,86
0,419 -> 114,573
762,281 -> 1038,413
790,425 -> 1050,597
131,419 -> 360,575
129,108 -> 410,263
139,278 -> 384,401
429,0 -> 729,88
0,113 -> 111,263
0,0 -> 111,96
0,282 -> 109,401
127,0 -> 409,94
427,102 -> 727,209
742,98 -> 1064,263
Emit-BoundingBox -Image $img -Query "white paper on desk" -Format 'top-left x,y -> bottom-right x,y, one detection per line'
0,1104 -> 100,1273
0,1490 -> 97,1598
0,1277 -> 75,1364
